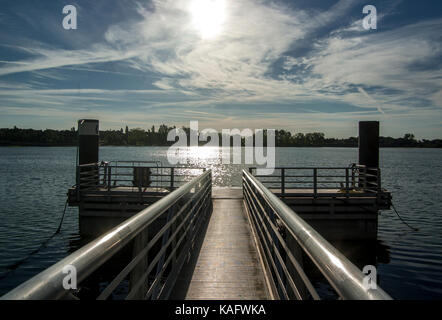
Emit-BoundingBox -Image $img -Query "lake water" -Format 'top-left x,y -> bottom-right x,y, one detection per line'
0,146 -> 441,299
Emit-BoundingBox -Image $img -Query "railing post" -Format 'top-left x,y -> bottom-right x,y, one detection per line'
76,165 -> 80,202
107,166 -> 111,191
129,228 -> 149,299
281,168 -> 285,196
351,166 -> 356,189
377,168 -> 381,191
313,168 -> 318,198
172,217 -> 177,267
152,204 -> 175,299
249,167 -> 253,174
208,171 -> 212,201
171,167 -> 175,189
363,167 -> 367,190
376,168 -> 381,204
102,165 -> 106,186
345,168 -> 349,197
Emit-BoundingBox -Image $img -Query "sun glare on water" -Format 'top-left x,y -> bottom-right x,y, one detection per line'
189,0 -> 226,39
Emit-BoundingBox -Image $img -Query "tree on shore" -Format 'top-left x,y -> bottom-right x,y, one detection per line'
0,126 -> 440,148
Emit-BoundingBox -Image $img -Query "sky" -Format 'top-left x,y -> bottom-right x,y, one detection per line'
0,0 -> 441,139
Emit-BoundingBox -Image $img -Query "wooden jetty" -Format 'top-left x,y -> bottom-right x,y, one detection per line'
4,167 -> 392,300
68,120 -> 390,241
1,120 -> 393,300
172,188 -> 269,299
68,163 -> 391,241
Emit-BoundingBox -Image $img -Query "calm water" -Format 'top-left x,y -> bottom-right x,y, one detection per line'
0,146 -> 441,299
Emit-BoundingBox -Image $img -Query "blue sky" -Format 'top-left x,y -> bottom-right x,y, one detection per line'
0,0 -> 441,138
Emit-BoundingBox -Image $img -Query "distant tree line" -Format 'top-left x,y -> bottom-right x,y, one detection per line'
0,125 -> 441,148
0,126 -> 77,146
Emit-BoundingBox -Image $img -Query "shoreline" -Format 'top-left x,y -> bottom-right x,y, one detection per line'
0,144 -> 441,149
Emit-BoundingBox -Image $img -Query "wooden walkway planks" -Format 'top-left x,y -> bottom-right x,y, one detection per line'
171,188 -> 269,300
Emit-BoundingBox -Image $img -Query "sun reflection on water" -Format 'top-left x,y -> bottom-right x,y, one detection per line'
169,146 -> 246,187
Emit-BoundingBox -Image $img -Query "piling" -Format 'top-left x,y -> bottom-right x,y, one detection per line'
358,121 -> 379,168
78,119 -> 99,165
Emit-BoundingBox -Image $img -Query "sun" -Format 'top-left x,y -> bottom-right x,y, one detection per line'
189,0 -> 226,39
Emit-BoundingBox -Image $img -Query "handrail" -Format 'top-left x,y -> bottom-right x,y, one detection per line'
248,165 -> 382,197
77,162 -> 205,193
242,169 -> 391,300
2,170 -> 212,300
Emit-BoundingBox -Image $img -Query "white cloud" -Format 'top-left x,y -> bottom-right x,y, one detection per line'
304,18 -> 442,112
0,0 -> 441,137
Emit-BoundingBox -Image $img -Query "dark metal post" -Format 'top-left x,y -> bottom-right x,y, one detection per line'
78,119 -> 99,188
313,168 -> 318,197
107,166 -> 111,191
78,119 -> 99,165
363,166 -> 367,189
102,165 -> 107,186
129,229 -> 149,299
76,165 -> 80,201
351,166 -> 356,188
281,168 -> 285,196
358,121 -> 379,189
377,169 -> 381,191
376,169 -> 382,204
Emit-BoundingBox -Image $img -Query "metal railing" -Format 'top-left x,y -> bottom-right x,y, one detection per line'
76,161 -> 205,194
242,169 -> 391,300
249,165 -> 381,197
2,170 -> 212,300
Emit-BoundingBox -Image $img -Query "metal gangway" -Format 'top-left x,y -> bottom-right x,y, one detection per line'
1,169 -> 391,300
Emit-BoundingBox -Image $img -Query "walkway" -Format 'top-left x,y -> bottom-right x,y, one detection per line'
171,188 -> 269,299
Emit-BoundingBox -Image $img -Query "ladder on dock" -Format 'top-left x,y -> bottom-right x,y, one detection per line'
1,169 -> 391,300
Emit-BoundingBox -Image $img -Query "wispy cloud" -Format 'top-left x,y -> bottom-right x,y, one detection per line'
357,87 -> 385,114
0,0 -> 441,138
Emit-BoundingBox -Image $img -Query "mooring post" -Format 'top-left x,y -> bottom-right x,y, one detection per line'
78,119 -> 99,188
78,119 -> 99,165
358,121 -> 379,188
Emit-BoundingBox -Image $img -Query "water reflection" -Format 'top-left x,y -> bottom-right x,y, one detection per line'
164,146 -> 250,187
331,240 -> 391,267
